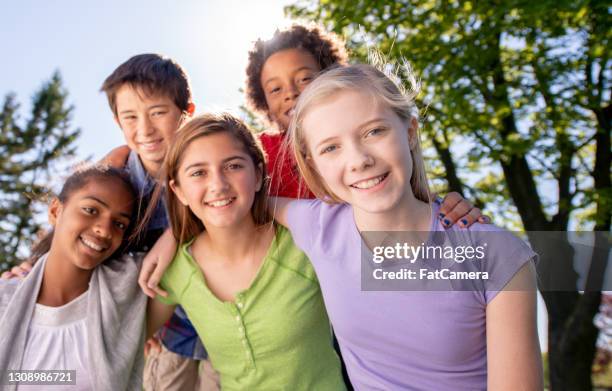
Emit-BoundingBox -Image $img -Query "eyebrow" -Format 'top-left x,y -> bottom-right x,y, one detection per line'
118,104 -> 170,115
83,196 -> 132,219
263,66 -> 317,87
314,118 -> 388,150
183,156 -> 248,172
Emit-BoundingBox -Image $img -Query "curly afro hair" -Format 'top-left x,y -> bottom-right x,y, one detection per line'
245,23 -> 348,118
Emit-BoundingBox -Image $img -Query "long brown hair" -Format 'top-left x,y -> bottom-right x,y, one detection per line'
145,113 -> 271,245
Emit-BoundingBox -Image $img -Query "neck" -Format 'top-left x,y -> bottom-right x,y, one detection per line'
353,189 -> 432,233
198,216 -> 267,262
37,247 -> 92,307
142,160 -> 162,180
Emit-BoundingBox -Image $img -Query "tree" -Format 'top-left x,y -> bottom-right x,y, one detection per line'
286,1 -> 610,389
0,72 -> 80,271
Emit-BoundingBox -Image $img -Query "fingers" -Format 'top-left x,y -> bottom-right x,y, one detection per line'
458,207 -> 481,228
1,271 -> 16,280
144,337 -> 162,357
11,265 -> 30,280
439,192 -> 472,228
138,258 -> 158,298
148,260 -> 169,298
478,215 -> 491,224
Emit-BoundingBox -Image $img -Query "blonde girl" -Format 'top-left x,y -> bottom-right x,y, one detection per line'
272,64 -> 543,390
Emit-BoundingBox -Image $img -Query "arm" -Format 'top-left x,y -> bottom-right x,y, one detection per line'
267,196 -> 294,227
486,261 -> 543,390
138,228 -> 177,298
99,145 -> 130,168
146,297 -> 176,340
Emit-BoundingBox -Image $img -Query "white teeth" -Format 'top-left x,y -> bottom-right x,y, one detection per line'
141,141 -> 160,148
206,198 -> 233,207
351,174 -> 386,189
81,237 -> 105,252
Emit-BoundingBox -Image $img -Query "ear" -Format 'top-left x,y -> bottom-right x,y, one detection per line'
169,179 -> 189,206
407,117 -> 419,150
48,198 -> 63,227
186,102 -> 196,117
255,163 -> 264,192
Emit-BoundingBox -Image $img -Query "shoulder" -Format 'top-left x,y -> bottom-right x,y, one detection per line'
288,199 -> 351,226
160,240 -> 198,299
442,222 -> 537,301
0,279 -> 20,317
269,225 -> 318,282
447,222 -> 534,259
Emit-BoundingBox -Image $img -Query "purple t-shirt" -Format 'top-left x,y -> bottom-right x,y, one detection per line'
287,200 -> 536,390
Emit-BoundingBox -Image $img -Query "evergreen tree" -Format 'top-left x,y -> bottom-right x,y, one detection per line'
0,72 -> 80,271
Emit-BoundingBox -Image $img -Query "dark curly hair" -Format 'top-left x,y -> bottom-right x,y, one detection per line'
245,23 -> 349,118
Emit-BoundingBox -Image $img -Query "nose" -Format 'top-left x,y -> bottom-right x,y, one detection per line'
284,82 -> 299,102
93,217 -> 113,240
347,143 -> 374,172
208,169 -> 230,194
137,115 -> 156,137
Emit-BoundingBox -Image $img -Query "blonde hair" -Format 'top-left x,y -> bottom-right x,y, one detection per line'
288,63 -> 431,204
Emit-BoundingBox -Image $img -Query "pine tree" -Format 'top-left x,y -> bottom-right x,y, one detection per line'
0,71 -> 80,271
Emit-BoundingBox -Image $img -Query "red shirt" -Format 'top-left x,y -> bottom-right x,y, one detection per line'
259,131 -> 315,199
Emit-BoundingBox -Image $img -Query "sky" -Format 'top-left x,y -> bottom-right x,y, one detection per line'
2,0 -> 554,351
1,0 -> 292,161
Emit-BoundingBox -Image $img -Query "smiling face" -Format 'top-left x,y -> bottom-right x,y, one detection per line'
114,84 -> 184,176
170,132 -> 263,230
302,89 -> 418,215
260,48 -> 321,131
49,177 -> 134,271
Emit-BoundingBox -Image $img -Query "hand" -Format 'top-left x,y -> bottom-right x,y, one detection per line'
1,261 -> 33,280
99,145 -> 130,168
144,336 -> 162,357
437,192 -> 491,228
138,229 -> 177,298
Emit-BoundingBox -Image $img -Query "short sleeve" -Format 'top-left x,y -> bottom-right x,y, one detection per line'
155,254 -> 186,306
479,228 -> 538,304
286,199 -> 323,252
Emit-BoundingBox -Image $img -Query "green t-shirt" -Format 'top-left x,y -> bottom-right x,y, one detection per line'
158,225 -> 345,391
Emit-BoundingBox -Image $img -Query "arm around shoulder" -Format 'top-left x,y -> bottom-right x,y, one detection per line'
268,197 -> 295,227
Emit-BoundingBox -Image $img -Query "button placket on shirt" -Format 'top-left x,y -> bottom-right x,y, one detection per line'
234,295 -> 255,369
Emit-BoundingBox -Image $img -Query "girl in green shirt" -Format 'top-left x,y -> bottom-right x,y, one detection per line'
146,113 -> 345,390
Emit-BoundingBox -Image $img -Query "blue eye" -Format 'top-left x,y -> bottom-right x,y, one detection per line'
320,145 -> 338,154
366,127 -> 385,137
189,169 -> 205,177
